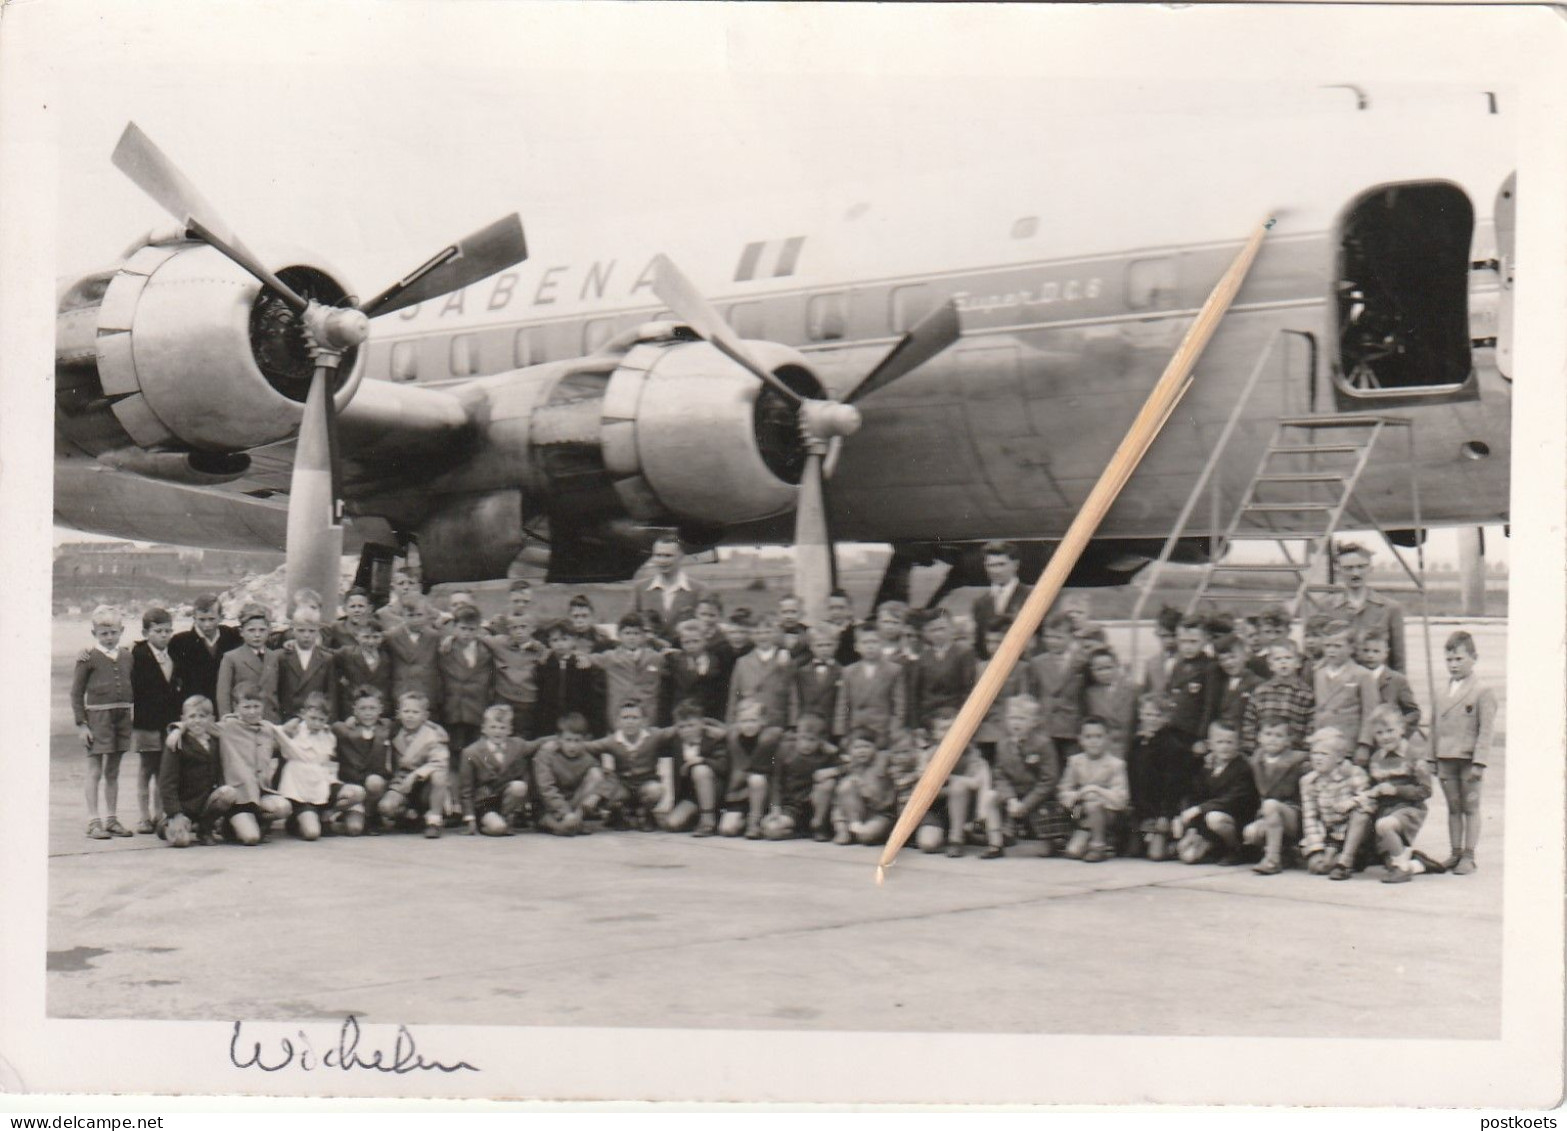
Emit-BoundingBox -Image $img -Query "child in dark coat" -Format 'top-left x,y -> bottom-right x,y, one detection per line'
1175,720 -> 1260,865
1125,693 -> 1191,861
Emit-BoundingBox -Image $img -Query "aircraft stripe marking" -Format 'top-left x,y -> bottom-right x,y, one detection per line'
774,236 -> 805,277
734,242 -> 765,282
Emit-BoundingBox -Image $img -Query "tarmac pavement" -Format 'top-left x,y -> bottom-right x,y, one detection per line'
45,619 -> 1506,1036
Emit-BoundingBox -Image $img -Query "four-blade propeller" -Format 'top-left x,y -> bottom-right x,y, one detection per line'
652,255 -> 961,621
111,122 -> 528,610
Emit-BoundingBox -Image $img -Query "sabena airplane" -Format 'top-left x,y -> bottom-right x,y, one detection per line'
55,91 -> 1513,620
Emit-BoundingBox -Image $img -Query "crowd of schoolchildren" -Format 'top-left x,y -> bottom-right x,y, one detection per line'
70,549 -> 1497,883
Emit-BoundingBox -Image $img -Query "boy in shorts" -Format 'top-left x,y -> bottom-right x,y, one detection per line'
211,680 -> 292,844
934,705 -> 1005,860
657,701 -> 731,836
831,730 -> 894,846
130,605 -> 183,834
533,713 -> 607,836
993,695 -> 1069,857
1175,720 -> 1260,865
1299,727 -> 1372,880
1057,716 -> 1130,862
157,695 -> 235,847
583,698 -> 720,830
1432,630 -> 1497,874
379,690 -> 451,838
719,698 -> 785,839
1351,703 -> 1444,883
762,713 -> 841,841
460,705 -> 545,836
72,606 -> 136,840
1243,715 -> 1309,874
332,685 -> 394,835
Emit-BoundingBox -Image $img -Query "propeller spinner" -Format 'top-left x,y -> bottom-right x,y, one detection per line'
111,123 -> 528,611
651,256 -> 960,622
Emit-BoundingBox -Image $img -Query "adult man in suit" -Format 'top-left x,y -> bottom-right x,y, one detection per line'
631,536 -> 709,631
168,593 -> 242,706
971,541 -> 1030,659
1324,540 -> 1408,672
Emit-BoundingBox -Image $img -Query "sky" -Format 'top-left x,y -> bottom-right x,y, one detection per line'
27,0 -> 1546,565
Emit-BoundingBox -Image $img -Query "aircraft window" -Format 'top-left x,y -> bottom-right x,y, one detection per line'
1011,216 -> 1039,240
582,318 -> 616,354
1335,181 -> 1473,395
390,341 -> 418,383
513,329 -> 533,368
1127,258 -> 1177,310
806,292 -> 847,341
890,285 -> 936,333
450,334 -> 478,377
728,302 -> 764,339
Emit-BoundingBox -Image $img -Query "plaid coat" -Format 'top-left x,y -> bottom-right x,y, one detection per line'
1300,762 -> 1371,855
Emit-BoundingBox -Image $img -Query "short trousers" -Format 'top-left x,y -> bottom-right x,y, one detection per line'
1436,759 -> 1478,784
132,728 -> 166,754
473,786 -> 527,819
85,707 -> 132,755
1373,804 -> 1425,843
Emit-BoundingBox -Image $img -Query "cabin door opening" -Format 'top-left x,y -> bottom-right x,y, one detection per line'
1335,181 -> 1474,393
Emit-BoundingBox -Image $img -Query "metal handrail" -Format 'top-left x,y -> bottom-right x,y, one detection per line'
1127,327 -> 1311,671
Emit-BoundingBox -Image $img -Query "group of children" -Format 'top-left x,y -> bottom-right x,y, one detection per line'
69,581 -> 1496,882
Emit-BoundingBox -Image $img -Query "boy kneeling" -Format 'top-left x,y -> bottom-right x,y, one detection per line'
534,713 -> 606,836
1174,720 -> 1260,865
158,696 -> 236,847
380,691 -> 451,839
1299,727 -> 1371,880
1057,716 -> 1129,862
213,681 -> 292,845
460,704 -> 543,836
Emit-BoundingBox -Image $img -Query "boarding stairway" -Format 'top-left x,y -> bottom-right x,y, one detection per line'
1127,327 -> 1433,664
1183,415 -> 1406,617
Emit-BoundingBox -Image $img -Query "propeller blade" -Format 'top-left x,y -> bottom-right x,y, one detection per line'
283,367 -> 346,613
793,449 -> 837,625
844,299 -> 961,405
360,214 -> 529,320
650,254 -> 803,405
111,122 -> 308,312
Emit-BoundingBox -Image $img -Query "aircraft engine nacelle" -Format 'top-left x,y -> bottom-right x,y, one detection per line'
520,332 -> 818,550
592,335 -> 813,526
56,241 -> 363,455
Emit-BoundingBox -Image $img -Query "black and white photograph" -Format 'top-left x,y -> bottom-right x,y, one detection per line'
2,0 -> 1563,1110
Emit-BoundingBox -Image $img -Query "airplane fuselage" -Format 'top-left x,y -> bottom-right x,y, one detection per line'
54,90 -> 1515,579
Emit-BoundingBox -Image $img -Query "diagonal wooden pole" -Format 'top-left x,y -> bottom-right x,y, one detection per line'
876,217 -> 1274,883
